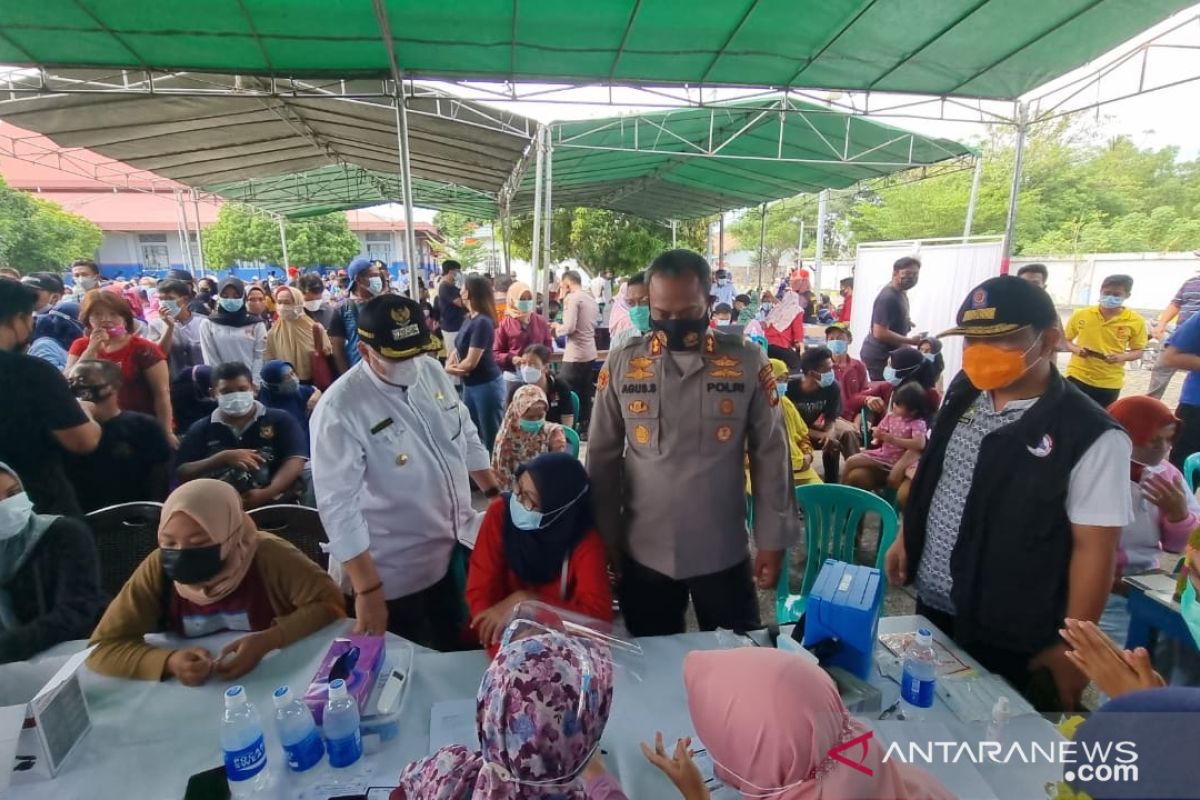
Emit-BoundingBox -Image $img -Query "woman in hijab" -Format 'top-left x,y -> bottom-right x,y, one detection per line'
88,479 -> 345,684
494,281 -> 553,376
0,463 -> 105,663
645,648 -> 954,800
392,632 -> 627,799
265,285 -> 332,384
467,453 -> 612,653
763,290 -> 807,361
170,364 -> 218,433
258,359 -> 320,454
198,276 -> 267,383
492,385 -> 569,491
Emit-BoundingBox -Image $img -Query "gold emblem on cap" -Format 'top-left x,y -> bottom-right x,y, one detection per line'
390,305 -> 412,324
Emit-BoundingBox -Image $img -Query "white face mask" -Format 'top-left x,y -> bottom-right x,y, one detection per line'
374,354 -> 421,386
519,365 -> 543,384
217,391 -> 255,416
303,299 -> 323,312
280,305 -> 304,321
0,491 -> 34,537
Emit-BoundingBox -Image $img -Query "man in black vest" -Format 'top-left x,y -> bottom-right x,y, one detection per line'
887,276 -> 1132,711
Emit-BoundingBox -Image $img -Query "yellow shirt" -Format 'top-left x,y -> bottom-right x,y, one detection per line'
744,396 -> 822,492
1065,306 -> 1148,389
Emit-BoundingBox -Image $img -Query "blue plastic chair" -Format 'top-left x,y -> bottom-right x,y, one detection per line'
1184,453 -> 1200,493
776,483 -> 899,624
569,390 -> 581,430
563,426 -> 581,458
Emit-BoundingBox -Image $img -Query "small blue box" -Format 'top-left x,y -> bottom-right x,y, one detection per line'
802,559 -> 884,679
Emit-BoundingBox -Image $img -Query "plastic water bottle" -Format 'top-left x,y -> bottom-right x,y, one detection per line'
273,685 -> 325,773
323,678 -> 362,769
986,696 -> 1010,743
900,628 -> 937,720
221,685 -> 272,797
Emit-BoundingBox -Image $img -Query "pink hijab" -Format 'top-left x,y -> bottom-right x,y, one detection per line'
684,649 -> 954,800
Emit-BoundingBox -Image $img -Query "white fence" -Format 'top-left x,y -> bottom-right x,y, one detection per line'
1011,252 -> 1198,312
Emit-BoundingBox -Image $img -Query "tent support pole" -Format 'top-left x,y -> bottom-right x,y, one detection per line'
1002,102 -> 1028,274
392,91 -> 421,298
278,217 -> 290,272
530,125 -> 546,303
191,189 -> 205,270
814,189 -> 828,291
962,156 -> 983,242
542,128 -> 554,315
173,188 -> 192,272
671,219 -> 677,248
501,203 -> 512,276
717,213 -> 724,269
757,202 -> 767,291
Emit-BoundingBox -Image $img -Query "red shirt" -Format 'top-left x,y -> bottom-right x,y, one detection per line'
69,335 -> 164,416
493,313 -> 553,372
466,498 -> 613,654
838,295 -> 853,323
765,314 -> 807,350
832,356 -> 871,420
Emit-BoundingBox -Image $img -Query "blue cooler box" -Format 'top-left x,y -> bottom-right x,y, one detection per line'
802,559 -> 884,679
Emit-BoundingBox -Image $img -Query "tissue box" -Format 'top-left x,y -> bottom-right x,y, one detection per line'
303,635 -> 386,725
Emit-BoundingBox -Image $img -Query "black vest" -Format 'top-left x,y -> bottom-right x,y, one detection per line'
903,368 -> 1119,654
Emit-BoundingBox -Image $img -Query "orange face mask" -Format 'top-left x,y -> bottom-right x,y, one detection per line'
961,334 -> 1043,391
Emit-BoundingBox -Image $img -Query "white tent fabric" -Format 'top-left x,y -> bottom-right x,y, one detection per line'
850,240 -> 1004,387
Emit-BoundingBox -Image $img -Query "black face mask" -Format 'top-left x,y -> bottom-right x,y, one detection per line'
160,544 -> 224,585
70,383 -> 111,403
898,275 -> 919,291
650,316 -> 710,351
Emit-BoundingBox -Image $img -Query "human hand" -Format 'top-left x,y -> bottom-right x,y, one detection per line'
353,589 -> 388,635
1031,641 -> 1088,711
165,646 -> 214,686
884,536 -> 907,585
222,448 -> 266,471
800,453 -> 813,471
166,432 -> 180,451
471,592 -> 531,645
1141,472 -> 1190,522
512,355 -> 525,367
1061,618 -> 1164,700
821,435 -> 839,453
240,487 -> 273,509
306,390 -> 321,414
753,548 -> 783,589
83,327 -> 108,355
641,733 -> 709,800
1152,323 -> 1167,341
214,631 -> 279,681
157,306 -> 175,326
1103,353 -> 1123,364
866,397 -> 886,414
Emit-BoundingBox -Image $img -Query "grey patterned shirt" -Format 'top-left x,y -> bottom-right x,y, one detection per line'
916,392 -> 1039,613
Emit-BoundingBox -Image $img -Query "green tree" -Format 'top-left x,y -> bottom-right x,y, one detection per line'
430,211 -> 487,269
0,177 -> 102,272
202,204 -> 359,269
729,194 -> 854,282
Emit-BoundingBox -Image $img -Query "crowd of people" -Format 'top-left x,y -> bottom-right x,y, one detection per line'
4,246 -> 1200,798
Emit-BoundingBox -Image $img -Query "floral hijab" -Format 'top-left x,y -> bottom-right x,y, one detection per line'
491,385 -> 567,491
392,633 -> 614,800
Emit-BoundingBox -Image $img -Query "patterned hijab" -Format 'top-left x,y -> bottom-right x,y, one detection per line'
765,289 -> 804,333
392,633 -> 614,800
491,385 -> 566,491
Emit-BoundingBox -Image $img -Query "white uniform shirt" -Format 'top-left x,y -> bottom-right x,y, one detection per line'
310,355 -> 490,599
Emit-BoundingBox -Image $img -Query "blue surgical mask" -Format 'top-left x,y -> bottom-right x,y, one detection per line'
883,366 -> 902,386
776,382 -> 788,399
518,417 -> 545,434
1099,294 -> 1125,309
817,371 -> 835,389
827,339 -> 848,355
1182,578 -> 1200,649
629,305 -> 651,333
508,492 -> 543,531
366,277 -> 384,295
218,297 -> 244,312
160,299 -> 180,316
515,299 -> 536,314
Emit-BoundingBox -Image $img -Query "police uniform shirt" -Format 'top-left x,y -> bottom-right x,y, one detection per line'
587,329 -> 797,580
310,355 -> 490,600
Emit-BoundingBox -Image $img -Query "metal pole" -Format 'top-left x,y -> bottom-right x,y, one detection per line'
501,203 -> 512,276
530,125 -> 546,301
814,190 -> 829,291
278,217 -> 290,273
717,213 -> 724,269
191,188 -> 206,271
541,128 -> 554,316
393,88 -> 420,298
798,219 -> 805,259
491,218 -> 499,273
962,156 -> 984,242
173,189 -> 192,272
756,202 -> 768,291
1002,102 -> 1028,274
671,219 -> 677,248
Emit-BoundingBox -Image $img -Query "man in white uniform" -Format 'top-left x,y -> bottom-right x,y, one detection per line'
310,294 -> 501,650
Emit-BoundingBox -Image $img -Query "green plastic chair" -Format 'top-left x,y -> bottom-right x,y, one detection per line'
563,425 -> 581,458
569,391 -> 581,430
1184,452 -> 1200,493
776,483 -> 899,625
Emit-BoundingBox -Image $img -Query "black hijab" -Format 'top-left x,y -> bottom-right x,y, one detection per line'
501,452 -> 593,585
210,276 -> 259,328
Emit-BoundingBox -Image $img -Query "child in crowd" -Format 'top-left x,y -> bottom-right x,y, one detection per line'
88,479 -> 344,684
392,632 -> 627,799
751,359 -> 820,489
842,382 -> 929,493
467,453 -> 612,654
491,385 -> 569,491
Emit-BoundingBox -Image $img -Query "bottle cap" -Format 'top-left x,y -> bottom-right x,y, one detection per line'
994,696 -> 1010,715
328,678 -> 348,700
224,685 -> 247,709
915,628 -> 933,646
272,686 -> 293,708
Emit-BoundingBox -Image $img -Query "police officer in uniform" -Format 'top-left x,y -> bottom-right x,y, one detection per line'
310,294 -> 501,651
588,249 -> 797,636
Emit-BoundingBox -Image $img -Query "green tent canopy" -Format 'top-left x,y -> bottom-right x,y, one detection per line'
0,0 -> 1192,99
